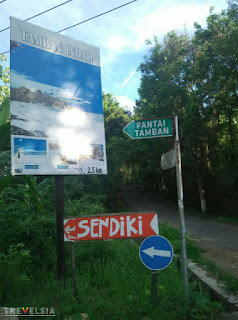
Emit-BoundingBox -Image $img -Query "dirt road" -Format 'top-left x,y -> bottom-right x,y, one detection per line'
121,186 -> 238,277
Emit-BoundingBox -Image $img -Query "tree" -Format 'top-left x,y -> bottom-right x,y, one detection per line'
0,54 -> 10,104
103,93 -> 131,140
0,55 -> 10,176
135,2 -> 238,215
189,3 -> 238,213
102,93 -> 137,185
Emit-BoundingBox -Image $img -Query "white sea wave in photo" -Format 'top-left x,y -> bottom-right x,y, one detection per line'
11,70 -> 92,107
11,101 -> 105,144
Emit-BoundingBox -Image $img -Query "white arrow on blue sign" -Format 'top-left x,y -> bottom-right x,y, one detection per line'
139,235 -> 173,270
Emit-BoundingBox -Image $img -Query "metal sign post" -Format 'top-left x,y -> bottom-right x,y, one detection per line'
124,116 -> 189,300
174,115 -> 189,300
151,271 -> 158,306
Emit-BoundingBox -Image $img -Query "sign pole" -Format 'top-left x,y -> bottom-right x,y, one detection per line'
56,175 -> 65,281
151,271 -> 158,306
174,115 -> 189,300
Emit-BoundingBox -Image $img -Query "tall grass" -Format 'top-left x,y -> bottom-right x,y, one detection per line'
6,224 -> 225,320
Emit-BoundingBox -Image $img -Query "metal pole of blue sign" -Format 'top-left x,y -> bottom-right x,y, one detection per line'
174,115 -> 189,300
56,175 -> 65,282
151,271 -> 158,306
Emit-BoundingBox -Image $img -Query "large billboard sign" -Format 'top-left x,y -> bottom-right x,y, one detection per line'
10,17 -> 107,175
64,212 -> 159,242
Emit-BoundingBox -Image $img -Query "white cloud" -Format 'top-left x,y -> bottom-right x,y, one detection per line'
81,1 -> 227,73
98,1 -> 227,54
115,95 -> 135,113
0,0 -> 228,102
104,35 -> 131,52
121,70 -> 135,88
132,4 -> 211,50
101,51 -> 117,72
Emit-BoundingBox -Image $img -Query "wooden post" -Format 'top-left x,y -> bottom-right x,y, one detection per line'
55,175 -> 65,281
71,242 -> 78,300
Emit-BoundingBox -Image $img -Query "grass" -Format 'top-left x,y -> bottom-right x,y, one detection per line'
145,192 -> 238,293
161,222 -> 238,294
150,192 -> 238,225
215,216 -> 238,225
5,223 -> 227,320
183,205 -> 238,225
164,224 -> 238,294
201,259 -> 238,294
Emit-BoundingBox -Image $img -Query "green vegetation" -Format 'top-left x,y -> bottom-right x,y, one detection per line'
1,217 -> 226,319
134,1 -> 238,216
1,1 -> 238,319
216,216 -> 238,225
1,1 -> 238,217
162,223 -> 238,294
205,260 -> 238,293
0,169 -> 229,318
186,208 -> 238,225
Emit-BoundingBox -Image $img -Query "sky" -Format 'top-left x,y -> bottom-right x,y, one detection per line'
0,0 -> 228,112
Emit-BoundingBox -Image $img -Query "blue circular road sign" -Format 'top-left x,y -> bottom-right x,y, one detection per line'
139,235 -> 173,270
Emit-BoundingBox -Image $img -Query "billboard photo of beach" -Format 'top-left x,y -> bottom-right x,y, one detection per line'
10,17 -> 107,175
13,136 -> 47,165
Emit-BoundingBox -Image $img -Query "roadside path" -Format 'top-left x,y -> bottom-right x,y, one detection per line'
121,186 -> 238,276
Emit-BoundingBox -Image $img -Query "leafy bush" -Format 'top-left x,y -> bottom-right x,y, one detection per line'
0,243 -> 32,304
65,194 -> 106,217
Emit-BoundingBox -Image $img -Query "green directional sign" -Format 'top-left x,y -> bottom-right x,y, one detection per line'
123,118 -> 173,139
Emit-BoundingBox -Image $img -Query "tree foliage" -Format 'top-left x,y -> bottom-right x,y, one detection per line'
135,2 -> 238,214
0,55 -> 10,176
0,54 -> 10,104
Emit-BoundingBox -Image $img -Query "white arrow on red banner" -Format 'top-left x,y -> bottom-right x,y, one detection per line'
64,212 -> 159,242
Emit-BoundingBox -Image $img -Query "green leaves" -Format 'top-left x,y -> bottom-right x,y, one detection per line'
103,93 -> 130,140
0,98 -> 10,176
0,55 -> 10,105
135,4 -> 238,213
0,57 -> 11,176
0,97 -> 10,126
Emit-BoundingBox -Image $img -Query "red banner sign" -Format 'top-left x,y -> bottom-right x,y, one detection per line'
64,212 -> 159,242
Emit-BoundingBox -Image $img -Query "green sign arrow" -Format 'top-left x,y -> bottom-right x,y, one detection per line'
123,118 -> 173,139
